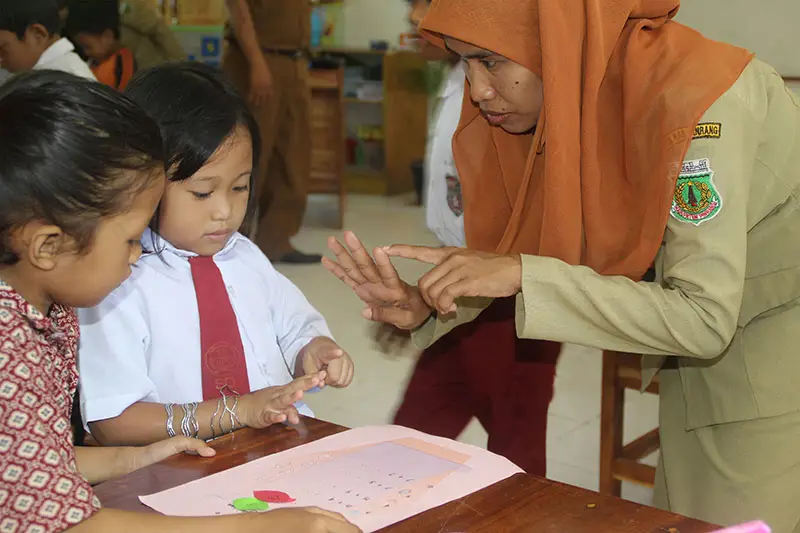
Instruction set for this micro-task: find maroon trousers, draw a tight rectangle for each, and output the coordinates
[393,298,559,476]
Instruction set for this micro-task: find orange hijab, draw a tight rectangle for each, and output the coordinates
[420,0,753,279]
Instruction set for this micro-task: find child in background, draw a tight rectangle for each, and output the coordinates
[0,0,94,79]
[0,69,358,533]
[372,0,465,355]
[64,0,136,89]
[78,62,355,447]
[410,0,465,249]
[60,1,185,70]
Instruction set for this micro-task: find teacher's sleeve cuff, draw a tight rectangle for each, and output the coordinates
[410,313,437,349]
[411,297,494,349]
[515,253,571,341]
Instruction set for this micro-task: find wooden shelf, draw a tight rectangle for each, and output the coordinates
[320,51,428,196]
[313,47,387,55]
[346,166,383,175]
[310,171,342,195]
[309,67,346,228]
[344,97,383,105]
[346,168,388,195]
[310,170,339,181]
[309,78,340,90]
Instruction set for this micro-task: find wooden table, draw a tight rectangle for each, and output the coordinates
[95,418,717,532]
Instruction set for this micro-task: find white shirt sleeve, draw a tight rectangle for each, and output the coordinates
[261,261,332,375]
[77,271,155,424]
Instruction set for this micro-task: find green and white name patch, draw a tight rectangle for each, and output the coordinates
[670,158,722,225]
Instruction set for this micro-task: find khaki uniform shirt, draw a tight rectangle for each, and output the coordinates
[225,0,311,50]
[413,58,800,430]
[120,0,186,70]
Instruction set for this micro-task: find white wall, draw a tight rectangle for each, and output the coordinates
[343,1,800,78]
[342,0,409,48]
[675,0,800,78]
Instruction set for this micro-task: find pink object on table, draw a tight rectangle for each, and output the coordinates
[712,521,771,533]
[139,425,523,532]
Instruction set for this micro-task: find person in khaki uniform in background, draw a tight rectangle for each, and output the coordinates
[60,0,185,69]
[323,0,800,531]
[223,0,321,263]
[117,0,185,68]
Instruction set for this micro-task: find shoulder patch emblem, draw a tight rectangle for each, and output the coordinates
[693,122,721,139]
[670,158,722,225]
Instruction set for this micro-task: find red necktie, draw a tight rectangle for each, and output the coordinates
[189,255,251,400]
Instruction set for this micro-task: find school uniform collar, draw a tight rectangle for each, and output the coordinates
[141,228,244,261]
[35,38,77,69]
[0,278,70,333]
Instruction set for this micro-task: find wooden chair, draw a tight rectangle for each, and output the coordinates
[599,351,660,496]
[308,66,346,229]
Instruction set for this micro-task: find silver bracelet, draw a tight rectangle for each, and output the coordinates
[192,402,200,439]
[218,386,242,435]
[218,387,230,435]
[210,398,222,440]
[180,402,199,438]
[165,403,176,438]
[226,395,243,431]
[189,402,200,438]
[180,403,189,437]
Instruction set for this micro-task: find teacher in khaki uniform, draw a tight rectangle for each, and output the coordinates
[323,0,800,531]
[224,0,320,263]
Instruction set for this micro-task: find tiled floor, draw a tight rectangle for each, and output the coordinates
[277,194,660,507]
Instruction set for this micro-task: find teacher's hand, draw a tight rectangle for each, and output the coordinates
[322,231,433,330]
[385,246,523,315]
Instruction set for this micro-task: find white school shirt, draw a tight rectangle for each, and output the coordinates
[77,230,329,424]
[33,37,96,80]
[425,65,466,248]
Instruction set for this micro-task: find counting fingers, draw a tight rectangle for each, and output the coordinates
[343,231,381,283]
[373,246,403,289]
[327,236,369,285]
[321,256,359,290]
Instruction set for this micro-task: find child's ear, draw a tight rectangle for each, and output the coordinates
[15,222,69,272]
[23,24,52,46]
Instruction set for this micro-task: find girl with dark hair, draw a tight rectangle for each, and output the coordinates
[77,62,355,448]
[0,69,358,533]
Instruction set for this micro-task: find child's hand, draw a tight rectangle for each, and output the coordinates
[301,337,355,388]
[133,436,216,470]
[239,373,325,428]
[255,507,361,532]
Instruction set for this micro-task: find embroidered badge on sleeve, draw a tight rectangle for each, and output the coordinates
[670,158,722,225]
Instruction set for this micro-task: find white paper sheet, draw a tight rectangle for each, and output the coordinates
[139,425,523,531]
